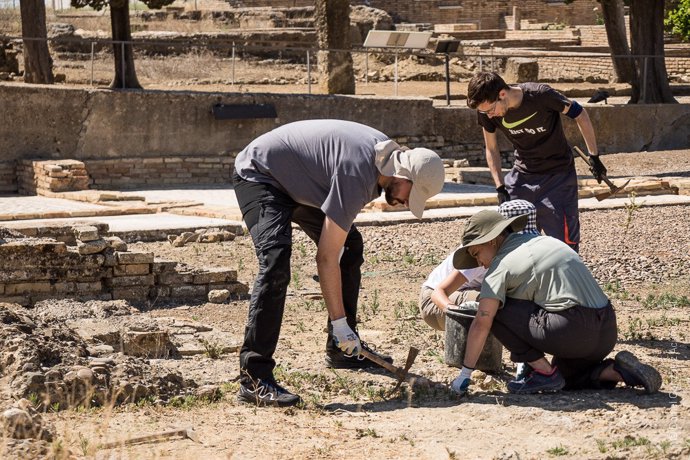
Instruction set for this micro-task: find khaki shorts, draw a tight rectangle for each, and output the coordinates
[419,286,480,331]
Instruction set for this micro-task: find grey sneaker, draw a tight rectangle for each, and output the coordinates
[614,351,662,394]
[507,367,566,394]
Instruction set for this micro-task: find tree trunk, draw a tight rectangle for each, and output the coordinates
[600,0,634,84]
[314,0,355,95]
[110,0,142,89]
[628,0,676,103]
[19,0,54,84]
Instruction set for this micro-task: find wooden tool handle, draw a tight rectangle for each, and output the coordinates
[359,348,403,377]
[573,146,616,189]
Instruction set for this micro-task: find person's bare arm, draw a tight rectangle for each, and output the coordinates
[483,129,504,187]
[564,102,598,155]
[462,297,500,368]
[316,216,348,320]
[431,271,470,311]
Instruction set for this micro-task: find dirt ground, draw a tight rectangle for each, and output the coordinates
[2,11,689,459]
[0,151,678,460]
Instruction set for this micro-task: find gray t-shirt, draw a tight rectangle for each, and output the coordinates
[480,233,609,312]
[234,119,388,231]
[478,83,573,174]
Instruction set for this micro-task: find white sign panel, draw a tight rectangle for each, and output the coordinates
[363,30,433,50]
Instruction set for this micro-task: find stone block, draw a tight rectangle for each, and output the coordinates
[105,274,154,288]
[75,281,104,294]
[73,225,101,242]
[156,272,194,285]
[207,282,249,296]
[5,282,52,295]
[111,286,151,301]
[113,264,150,276]
[77,239,108,255]
[0,295,30,306]
[503,57,539,83]
[208,289,230,303]
[116,251,154,265]
[152,259,177,273]
[171,285,207,298]
[122,331,174,358]
[149,286,171,299]
[104,236,127,252]
[192,269,237,284]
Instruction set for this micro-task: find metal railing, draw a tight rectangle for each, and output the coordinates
[2,34,688,101]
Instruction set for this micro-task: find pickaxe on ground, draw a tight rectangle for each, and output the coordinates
[573,146,631,201]
[98,427,200,450]
[359,346,420,393]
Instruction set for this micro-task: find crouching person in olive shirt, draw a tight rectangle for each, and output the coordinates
[233,119,445,407]
[448,210,662,396]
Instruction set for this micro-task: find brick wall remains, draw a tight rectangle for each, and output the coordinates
[85,157,234,190]
[12,156,234,195]
[0,226,248,306]
[17,159,90,196]
[0,162,16,194]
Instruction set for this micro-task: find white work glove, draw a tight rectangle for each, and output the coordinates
[450,366,474,396]
[331,317,361,356]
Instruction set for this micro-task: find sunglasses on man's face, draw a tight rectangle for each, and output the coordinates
[477,100,499,115]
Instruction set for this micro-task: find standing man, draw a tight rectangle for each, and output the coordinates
[233,119,445,407]
[466,72,608,252]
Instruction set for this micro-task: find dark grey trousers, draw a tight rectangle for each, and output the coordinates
[491,298,618,389]
[504,164,580,252]
[232,172,364,384]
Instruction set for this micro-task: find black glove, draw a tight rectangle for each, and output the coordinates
[496,185,510,204]
[588,155,607,184]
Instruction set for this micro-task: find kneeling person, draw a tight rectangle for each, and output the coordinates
[450,211,662,396]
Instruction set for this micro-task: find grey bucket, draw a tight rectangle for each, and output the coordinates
[444,304,503,372]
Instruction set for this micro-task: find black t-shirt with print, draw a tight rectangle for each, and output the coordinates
[478,83,574,174]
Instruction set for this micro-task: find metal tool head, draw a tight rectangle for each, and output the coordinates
[594,178,631,201]
[184,428,200,443]
[392,346,420,392]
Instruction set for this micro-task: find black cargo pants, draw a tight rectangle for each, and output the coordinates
[490,298,618,389]
[233,172,364,384]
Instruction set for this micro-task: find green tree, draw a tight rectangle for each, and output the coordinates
[71,0,174,89]
[665,0,690,41]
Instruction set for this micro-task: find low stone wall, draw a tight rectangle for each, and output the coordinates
[0,85,688,189]
[0,226,248,306]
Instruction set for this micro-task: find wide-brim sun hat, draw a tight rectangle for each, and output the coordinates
[452,210,529,269]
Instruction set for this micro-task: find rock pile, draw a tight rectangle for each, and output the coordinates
[0,300,235,411]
